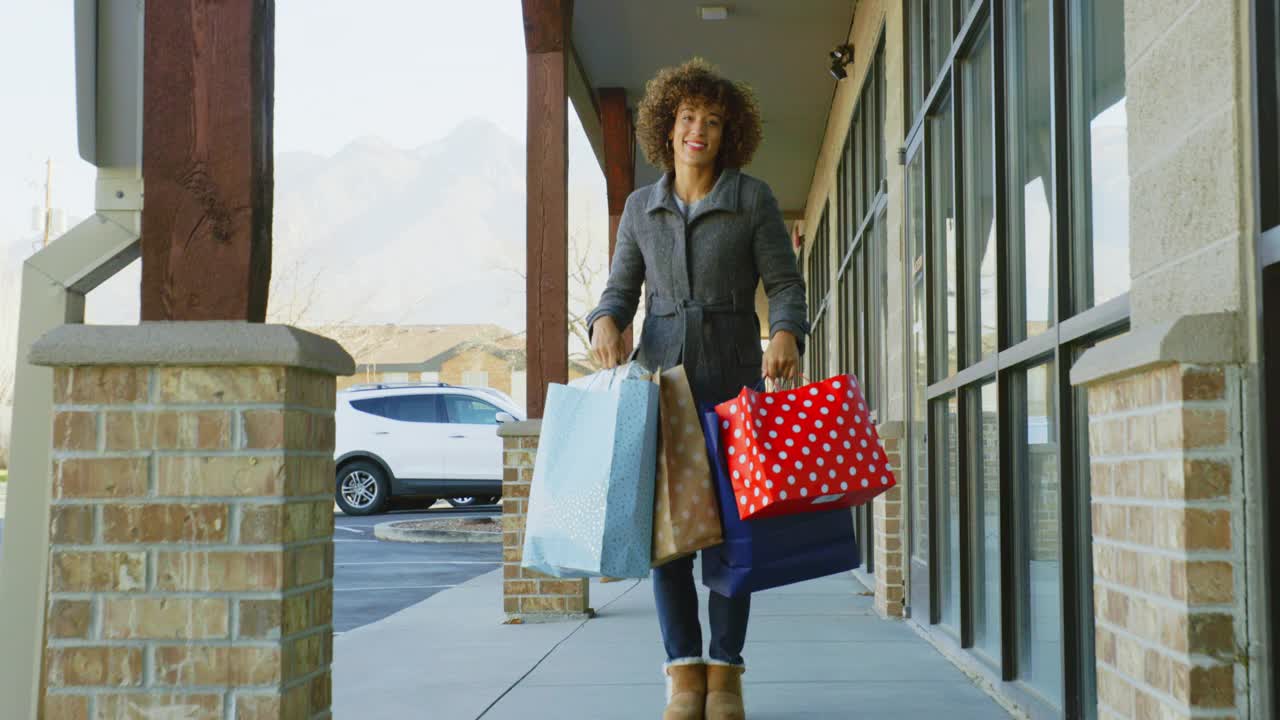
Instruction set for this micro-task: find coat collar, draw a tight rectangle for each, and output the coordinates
[646,168,742,221]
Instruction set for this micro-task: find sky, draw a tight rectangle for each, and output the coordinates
[0,0,607,329]
[273,0,527,154]
[0,0,529,226]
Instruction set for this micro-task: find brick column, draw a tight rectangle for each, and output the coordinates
[29,323,353,720]
[873,422,905,618]
[1084,363,1244,720]
[497,420,590,621]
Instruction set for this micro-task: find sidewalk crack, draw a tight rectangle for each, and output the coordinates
[474,579,642,718]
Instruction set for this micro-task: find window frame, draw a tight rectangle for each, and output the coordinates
[386,393,445,424]
[900,1,1130,716]
[442,394,502,425]
[1251,0,1280,710]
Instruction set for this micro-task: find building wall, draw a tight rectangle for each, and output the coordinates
[797,0,1268,716]
[440,350,516,396]
[1124,0,1258,353]
[1076,1,1265,717]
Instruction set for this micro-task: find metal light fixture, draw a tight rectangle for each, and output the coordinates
[829,43,854,80]
[698,5,729,21]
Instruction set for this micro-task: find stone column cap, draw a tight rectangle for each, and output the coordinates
[497,419,542,438]
[1070,312,1241,387]
[29,321,356,376]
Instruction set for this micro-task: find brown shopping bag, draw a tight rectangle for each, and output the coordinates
[651,366,724,566]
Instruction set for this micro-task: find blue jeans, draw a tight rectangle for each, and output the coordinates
[652,552,751,667]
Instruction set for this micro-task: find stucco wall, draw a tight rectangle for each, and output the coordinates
[1124,0,1258,364]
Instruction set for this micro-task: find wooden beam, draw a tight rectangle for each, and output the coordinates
[522,0,572,53]
[141,0,274,321]
[523,0,572,418]
[599,88,634,238]
[599,87,635,354]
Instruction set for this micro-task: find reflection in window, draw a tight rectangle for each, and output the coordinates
[873,213,888,409]
[854,108,866,223]
[973,381,1001,661]
[1007,0,1055,342]
[379,394,442,423]
[962,27,997,363]
[1016,362,1062,703]
[349,398,388,418]
[907,151,930,610]
[909,0,926,119]
[1071,0,1129,310]
[929,0,954,86]
[930,98,958,380]
[446,396,500,425]
[937,394,961,633]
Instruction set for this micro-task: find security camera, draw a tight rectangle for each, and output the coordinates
[828,43,853,81]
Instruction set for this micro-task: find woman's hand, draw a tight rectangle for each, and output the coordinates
[762,330,801,383]
[590,316,628,369]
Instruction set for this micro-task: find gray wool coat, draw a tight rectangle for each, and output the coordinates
[585,168,810,406]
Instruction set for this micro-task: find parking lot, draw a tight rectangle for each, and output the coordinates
[333,504,501,632]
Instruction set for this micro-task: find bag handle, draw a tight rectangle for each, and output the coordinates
[751,374,813,393]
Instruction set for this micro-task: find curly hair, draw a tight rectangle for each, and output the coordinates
[635,58,763,172]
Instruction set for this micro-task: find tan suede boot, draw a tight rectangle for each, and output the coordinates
[705,664,745,720]
[663,663,707,720]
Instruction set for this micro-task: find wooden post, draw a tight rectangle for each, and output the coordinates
[141,0,274,321]
[522,0,572,418]
[599,87,635,354]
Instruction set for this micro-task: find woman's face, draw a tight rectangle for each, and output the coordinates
[669,100,725,169]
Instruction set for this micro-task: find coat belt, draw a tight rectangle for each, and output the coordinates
[648,288,756,372]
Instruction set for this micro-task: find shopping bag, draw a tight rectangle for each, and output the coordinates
[651,366,723,567]
[521,363,659,579]
[714,373,897,520]
[699,405,861,597]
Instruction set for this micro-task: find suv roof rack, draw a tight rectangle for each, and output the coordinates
[344,382,451,392]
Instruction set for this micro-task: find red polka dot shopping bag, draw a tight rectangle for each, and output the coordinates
[713,374,897,520]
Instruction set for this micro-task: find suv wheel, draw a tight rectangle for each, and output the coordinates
[336,461,390,516]
[447,496,482,508]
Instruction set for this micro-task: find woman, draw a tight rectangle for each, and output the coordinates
[586,59,809,720]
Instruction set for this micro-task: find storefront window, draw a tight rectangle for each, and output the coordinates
[1006,0,1055,342]
[972,380,1001,662]
[961,26,997,363]
[1016,361,1062,702]
[901,2,1122,716]
[937,393,961,633]
[929,0,954,85]
[907,149,931,615]
[1071,0,1129,310]
[832,41,888,418]
[909,0,926,120]
[930,98,957,380]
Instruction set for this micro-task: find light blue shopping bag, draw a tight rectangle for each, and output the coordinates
[521,363,659,579]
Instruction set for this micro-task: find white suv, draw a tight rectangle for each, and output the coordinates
[334,383,526,515]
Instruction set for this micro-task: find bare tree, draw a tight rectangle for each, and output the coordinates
[497,221,620,371]
[265,255,324,327]
[265,249,428,369]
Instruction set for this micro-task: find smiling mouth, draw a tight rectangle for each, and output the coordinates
[685,140,707,152]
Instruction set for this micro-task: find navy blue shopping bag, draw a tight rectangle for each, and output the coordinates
[699,405,861,597]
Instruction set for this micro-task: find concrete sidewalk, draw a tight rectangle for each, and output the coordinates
[334,569,1012,719]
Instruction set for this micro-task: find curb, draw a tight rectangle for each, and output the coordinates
[373,519,501,544]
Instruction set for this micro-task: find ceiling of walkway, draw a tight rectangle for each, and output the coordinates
[573,0,854,214]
